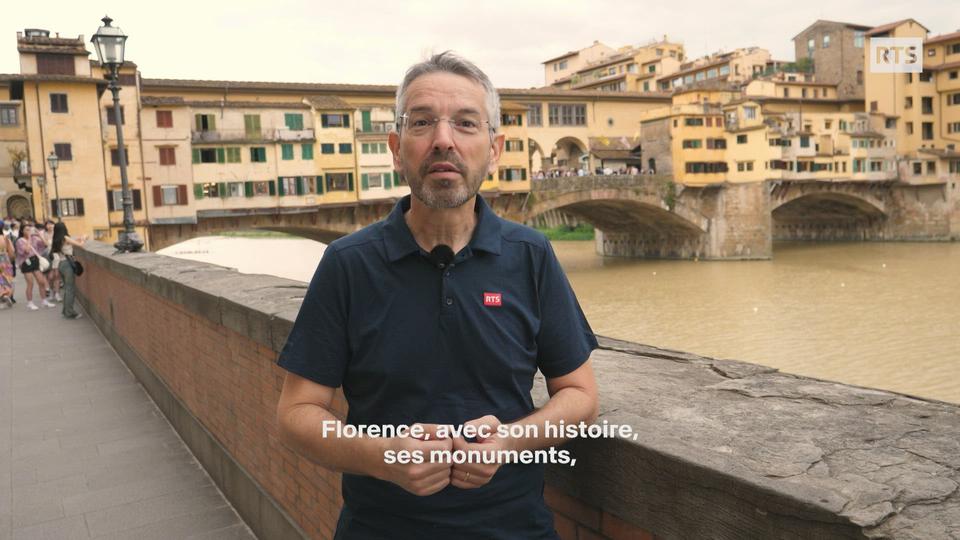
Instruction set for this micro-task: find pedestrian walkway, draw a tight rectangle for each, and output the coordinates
[0,274,256,540]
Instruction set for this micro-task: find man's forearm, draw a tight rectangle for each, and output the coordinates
[279,404,386,478]
[505,386,598,452]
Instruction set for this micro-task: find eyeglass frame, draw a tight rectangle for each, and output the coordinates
[395,113,496,139]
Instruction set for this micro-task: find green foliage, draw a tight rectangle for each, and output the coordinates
[217,230,294,238]
[660,178,677,211]
[537,224,595,241]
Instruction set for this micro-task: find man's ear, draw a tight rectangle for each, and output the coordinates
[487,133,506,176]
[388,131,402,170]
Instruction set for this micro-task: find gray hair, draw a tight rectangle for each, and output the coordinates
[395,51,501,133]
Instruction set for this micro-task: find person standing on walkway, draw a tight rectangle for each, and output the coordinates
[275,52,599,539]
[43,220,62,302]
[15,220,54,311]
[51,222,86,319]
[0,220,15,308]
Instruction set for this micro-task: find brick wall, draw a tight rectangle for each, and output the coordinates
[75,245,658,540]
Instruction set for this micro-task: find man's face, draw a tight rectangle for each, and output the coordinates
[389,72,504,209]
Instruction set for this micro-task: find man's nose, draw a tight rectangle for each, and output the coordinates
[431,120,456,151]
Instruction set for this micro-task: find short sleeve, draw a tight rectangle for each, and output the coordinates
[276,246,350,387]
[535,237,599,378]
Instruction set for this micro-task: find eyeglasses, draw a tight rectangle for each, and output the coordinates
[397,113,492,138]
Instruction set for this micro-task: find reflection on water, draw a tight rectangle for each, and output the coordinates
[554,240,960,404]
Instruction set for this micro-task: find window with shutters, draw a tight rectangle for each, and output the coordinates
[284,113,304,130]
[527,104,542,126]
[302,143,314,159]
[106,106,125,125]
[281,144,294,160]
[200,183,220,197]
[244,114,261,137]
[321,114,350,128]
[110,147,130,166]
[195,114,216,131]
[250,147,267,162]
[37,54,76,75]
[54,143,72,161]
[367,173,384,188]
[338,143,352,154]
[280,177,299,195]
[505,140,524,152]
[161,186,180,205]
[51,198,84,217]
[0,105,19,126]
[158,147,176,165]
[320,143,335,154]
[195,148,218,163]
[499,167,526,181]
[228,182,243,197]
[253,181,270,196]
[325,173,352,191]
[156,110,173,128]
[109,190,143,211]
[226,147,241,163]
[50,93,68,113]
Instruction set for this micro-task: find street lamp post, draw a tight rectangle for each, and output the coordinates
[91,15,142,252]
[46,151,61,222]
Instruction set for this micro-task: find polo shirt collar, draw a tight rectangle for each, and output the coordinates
[382,194,502,262]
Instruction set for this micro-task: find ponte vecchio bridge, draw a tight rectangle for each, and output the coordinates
[148,175,960,259]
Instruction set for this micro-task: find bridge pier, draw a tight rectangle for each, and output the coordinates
[594,181,773,260]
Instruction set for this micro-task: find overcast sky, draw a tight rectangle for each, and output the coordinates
[2,0,957,89]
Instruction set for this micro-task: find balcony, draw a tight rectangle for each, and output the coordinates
[357,121,394,134]
[191,128,315,144]
[276,128,315,142]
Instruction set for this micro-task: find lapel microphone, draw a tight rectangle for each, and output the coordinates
[429,244,455,269]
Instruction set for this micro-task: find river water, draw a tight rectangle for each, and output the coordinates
[160,237,960,404]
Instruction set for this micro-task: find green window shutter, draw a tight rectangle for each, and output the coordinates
[296,176,305,195]
[192,149,200,163]
[384,172,392,189]
[393,171,399,186]
[244,181,254,197]
[195,115,202,131]
[318,174,325,194]
[216,148,225,163]
[277,177,286,196]
[361,173,369,190]
[321,114,328,128]
[301,143,313,160]
[361,143,368,154]
[343,114,350,128]
[348,172,354,191]
[282,144,293,160]
[268,180,276,196]
[285,113,303,130]
[193,183,204,199]
[361,110,372,132]
[218,182,227,197]
[522,168,527,180]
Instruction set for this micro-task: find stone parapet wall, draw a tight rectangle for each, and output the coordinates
[75,242,960,539]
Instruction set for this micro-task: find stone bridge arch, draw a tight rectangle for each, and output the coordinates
[770,181,892,241]
[521,175,709,233]
[147,202,395,251]
[515,175,715,259]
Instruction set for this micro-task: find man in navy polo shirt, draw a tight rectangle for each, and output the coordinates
[276,51,599,539]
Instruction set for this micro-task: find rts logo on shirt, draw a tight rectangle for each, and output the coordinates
[483,292,502,307]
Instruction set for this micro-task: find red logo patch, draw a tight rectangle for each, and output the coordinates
[483,292,502,307]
